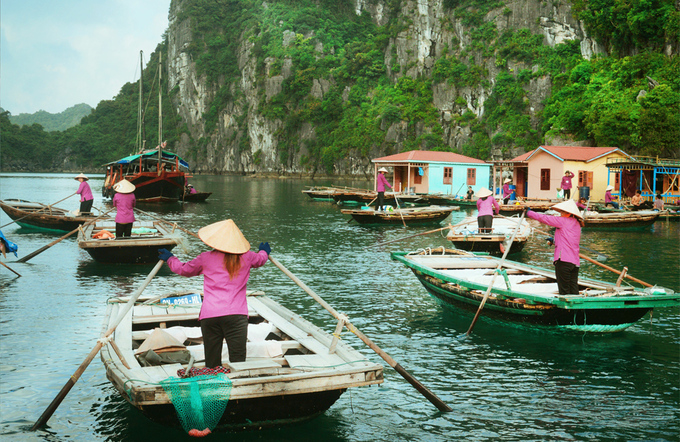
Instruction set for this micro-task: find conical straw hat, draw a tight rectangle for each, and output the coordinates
[476,187,492,198]
[606,185,614,191]
[135,328,186,355]
[113,179,136,194]
[378,167,388,173]
[198,219,250,254]
[74,173,89,181]
[504,178,511,183]
[552,199,583,219]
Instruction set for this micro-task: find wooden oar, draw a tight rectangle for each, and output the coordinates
[133,208,200,239]
[17,208,115,263]
[499,214,651,287]
[0,193,77,229]
[367,224,453,249]
[392,195,407,228]
[268,255,452,413]
[0,261,21,277]
[466,210,526,336]
[30,260,165,431]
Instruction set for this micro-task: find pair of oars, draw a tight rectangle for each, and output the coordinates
[128,212,453,413]
[499,214,652,287]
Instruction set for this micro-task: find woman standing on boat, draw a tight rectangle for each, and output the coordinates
[112,180,136,238]
[502,178,513,204]
[560,171,574,200]
[376,167,392,211]
[74,173,94,215]
[476,188,499,234]
[158,220,270,367]
[526,200,584,296]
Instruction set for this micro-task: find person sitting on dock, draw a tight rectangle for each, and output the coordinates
[74,173,94,215]
[376,167,392,211]
[502,178,513,205]
[526,200,584,296]
[631,189,654,211]
[476,188,499,234]
[112,180,136,238]
[604,185,619,209]
[158,220,270,368]
[576,197,588,211]
[654,194,664,211]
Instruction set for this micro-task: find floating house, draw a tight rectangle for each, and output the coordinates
[494,146,633,201]
[605,156,680,203]
[372,150,491,196]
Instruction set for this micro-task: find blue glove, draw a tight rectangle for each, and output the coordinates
[546,237,554,246]
[258,242,271,255]
[158,248,174,261]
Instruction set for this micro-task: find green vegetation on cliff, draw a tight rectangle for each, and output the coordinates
[1,0,678,172]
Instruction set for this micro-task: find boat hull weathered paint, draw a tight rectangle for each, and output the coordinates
[391,249,679,333]
[0,199,96,233]
[100,291,383,431]
[446,216,532,255]
[78,220,180,264]
[342,206,457,225]
[582,210,659,230]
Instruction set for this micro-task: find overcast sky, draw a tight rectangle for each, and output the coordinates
[1,0,171,115]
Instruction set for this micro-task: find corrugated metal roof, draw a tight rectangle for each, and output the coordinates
[372,150,487,164]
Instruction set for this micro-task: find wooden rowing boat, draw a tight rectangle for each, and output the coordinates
[391,248,678,333]
[301,186,337,201]
[446,216,532,255]
[331,188,426,206]
[581,210,659,229]
[422,194,478,207]
[77,220,181,264]
[100,290,383,430]
[341,205,458,225]
[180,191,212,202]
[0,199,97,233]
[499,200,553,215]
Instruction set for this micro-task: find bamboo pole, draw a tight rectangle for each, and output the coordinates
[268,255,452,412]
[466,210,526,335]
[31,260,164,430]
[0,261,21,277]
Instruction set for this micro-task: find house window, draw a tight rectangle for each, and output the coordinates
[414,171,422,184]
[466,168,476,185]
[540,169,550,191]
[578,170,593,189]
[614,172,620,191]
[443,167,452,185]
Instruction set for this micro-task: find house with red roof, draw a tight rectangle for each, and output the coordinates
[372,150,491,195]
[496,146,633,201]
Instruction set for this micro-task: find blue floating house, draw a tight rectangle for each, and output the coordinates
[372,150,491,196]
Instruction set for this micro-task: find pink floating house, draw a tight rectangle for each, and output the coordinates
[494,146,633,201]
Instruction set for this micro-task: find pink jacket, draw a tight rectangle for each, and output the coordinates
[76,181,93,202]
[476,196,499,217]
[167,250,268,320]
[376,173,392,192]
[112,192,136,224]
[560,172,574,190]
[527,210,581,267]
[502,183,512,198]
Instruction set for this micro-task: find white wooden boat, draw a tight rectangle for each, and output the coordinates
[77,220,182,264]
[341,205,457,225]
[446,215,532,255]
[100,290,384,431]
[581,210,660,229]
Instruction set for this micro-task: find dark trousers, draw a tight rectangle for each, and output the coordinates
[79,199,93,215]
[606,201,620,209]
[477,215,493,234]
[563,188,571,200]
[201,314,248,367]
[554,260,580,295]
[377,191,385,210]
[115,223,133,238]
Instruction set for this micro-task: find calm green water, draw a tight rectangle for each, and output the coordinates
[1,173,678,442]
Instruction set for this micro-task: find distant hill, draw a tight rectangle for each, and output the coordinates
[6,103,93,131]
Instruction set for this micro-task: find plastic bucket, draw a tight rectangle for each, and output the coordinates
[579,186,590,200]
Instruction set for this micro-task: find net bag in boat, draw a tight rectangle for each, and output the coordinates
[159,374,233,436]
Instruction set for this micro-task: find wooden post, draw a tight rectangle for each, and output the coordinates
[616,267,628,287]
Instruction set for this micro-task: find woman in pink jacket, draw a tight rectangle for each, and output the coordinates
[376,167,393,211]
[560,171,574,200]
[158,219,270,367]
[476,188,500,233]
[526,199,584,295]
[112,179,136,238]
[74,173,94,215]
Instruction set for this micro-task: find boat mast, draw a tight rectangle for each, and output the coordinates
[137,50,144,153]
[158,52,163,169]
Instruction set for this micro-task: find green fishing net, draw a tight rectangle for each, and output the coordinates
[159,374,233,435]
